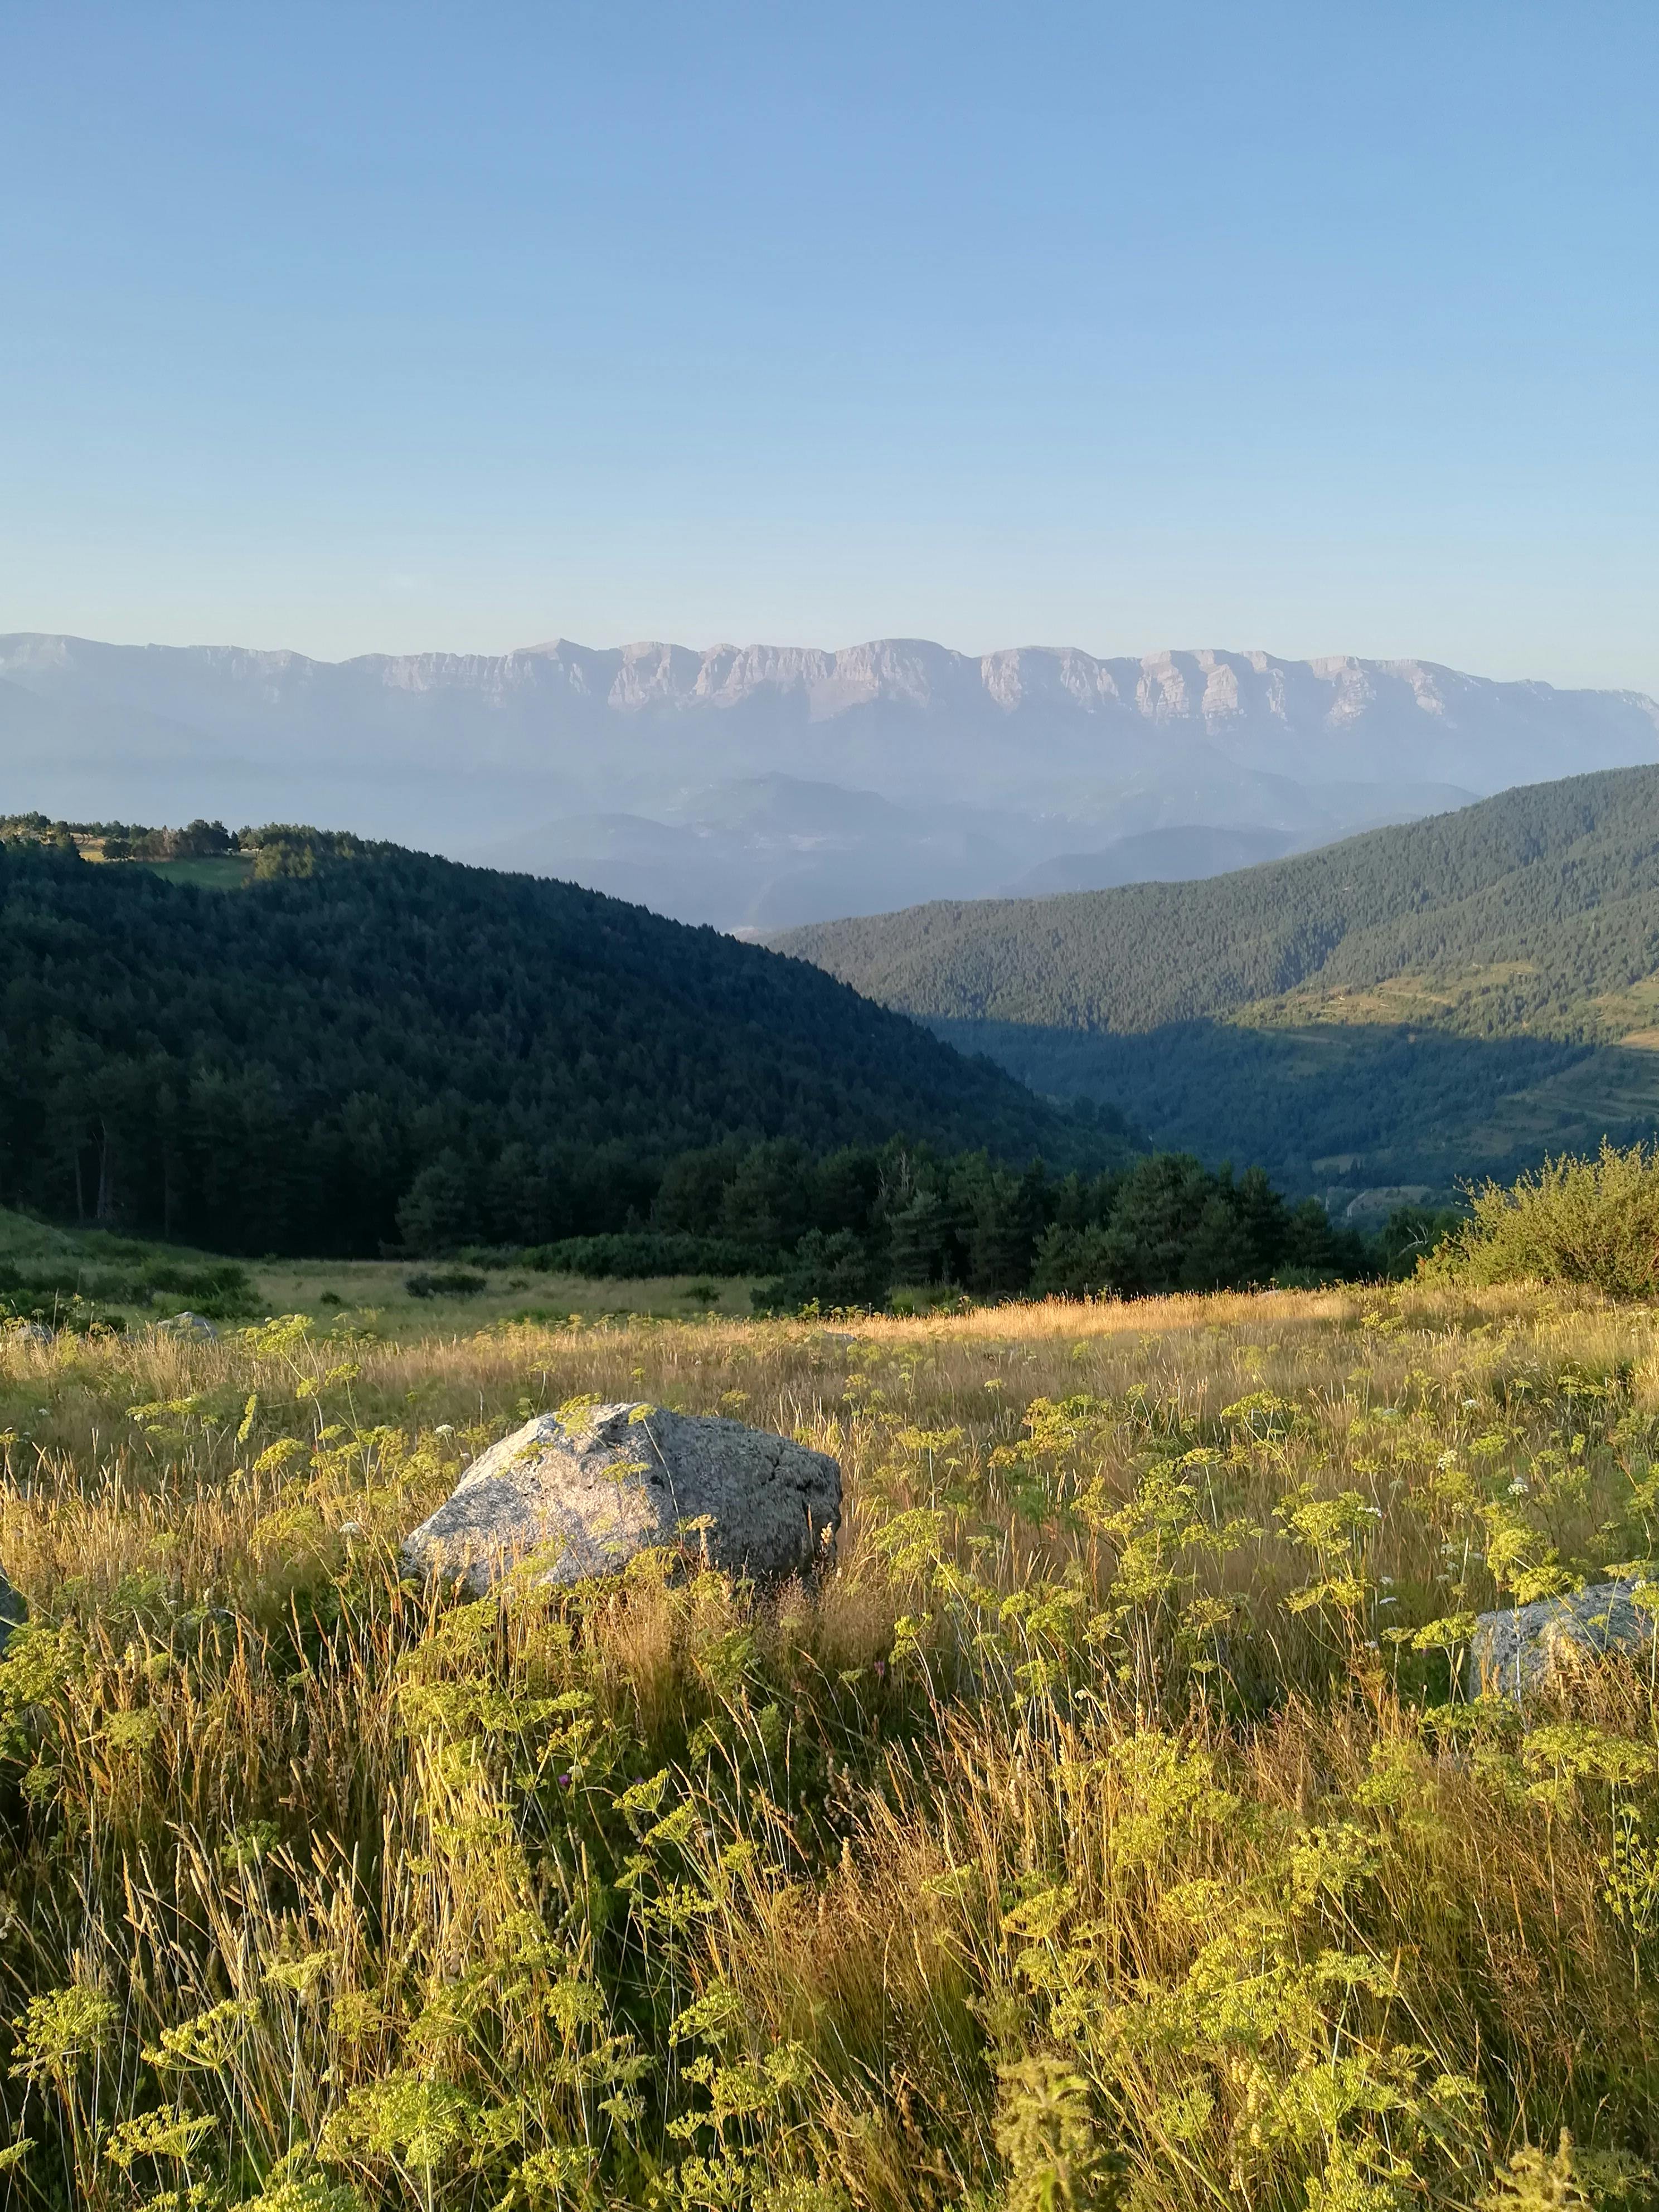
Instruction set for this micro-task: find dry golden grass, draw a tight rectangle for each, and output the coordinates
[0,1283,1655,2209]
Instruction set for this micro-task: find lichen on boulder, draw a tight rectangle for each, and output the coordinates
[401,1400,841,1599]
[1467,1580,1657,1697]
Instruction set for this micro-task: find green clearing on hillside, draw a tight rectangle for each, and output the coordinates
[132,853,253,890]
[779,765,1659,1206]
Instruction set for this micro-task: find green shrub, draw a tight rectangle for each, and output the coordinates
[751,1228,886,1314]
[404,1268,488,1299]
[0,1253,254,1322]
[887,1281,971,1316]
[1428,1140,1659,1296]
[524,1231,758,1279]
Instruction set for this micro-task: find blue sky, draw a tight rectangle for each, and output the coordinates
[3,0,1655,690]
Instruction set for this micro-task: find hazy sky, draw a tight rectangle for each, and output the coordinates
[3,1,1656,691]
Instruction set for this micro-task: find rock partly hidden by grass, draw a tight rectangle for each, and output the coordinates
[401,1401,841,1597]
[0,1285,1657,2205]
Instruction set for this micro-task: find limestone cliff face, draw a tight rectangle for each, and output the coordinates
[7,628,1655,765]
[350,635,1653,784]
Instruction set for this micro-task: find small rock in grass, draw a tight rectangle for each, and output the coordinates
[157,1311,217,1339]
[0,1569,26,1655]
[401,1401,841,1599]
[1467,1580,1656,1697]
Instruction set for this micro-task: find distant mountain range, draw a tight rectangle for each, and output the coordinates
[4,632,1656,928]
[776,764,1659,1215]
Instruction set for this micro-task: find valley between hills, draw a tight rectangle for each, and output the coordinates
[778,764,1659,1215]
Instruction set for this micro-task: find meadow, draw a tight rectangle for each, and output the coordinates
[0,1282,1656,2209]
[0,1201,759,1336]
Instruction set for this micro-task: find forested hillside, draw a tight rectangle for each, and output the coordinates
[779,767,1659,1202]
[0,822,1114,1256]
[779,765,1659,1033]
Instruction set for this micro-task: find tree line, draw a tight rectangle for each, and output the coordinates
[498,1134,1439,1306]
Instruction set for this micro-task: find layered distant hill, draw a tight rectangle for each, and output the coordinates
[0,824,1104,1257]
[777,765,1659,1215]
[3,632,1655,928]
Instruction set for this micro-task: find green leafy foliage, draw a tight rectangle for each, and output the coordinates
[0,1248,255,1330]
[1430,1141,1659,1296]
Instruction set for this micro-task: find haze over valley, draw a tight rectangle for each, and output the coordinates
[6,630,1656,928]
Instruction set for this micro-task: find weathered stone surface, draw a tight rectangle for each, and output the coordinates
[0,1569,27,1655]
[3,1322,52,1345]
[1467,1580,1657,1697]
[401,1401,841,1599]
[157,1311,217,1338]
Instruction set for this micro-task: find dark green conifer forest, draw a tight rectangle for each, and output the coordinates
[0,821,1112,1258]
[0,818,1405,1305]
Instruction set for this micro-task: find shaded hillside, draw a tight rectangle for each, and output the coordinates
[931,1018,1659,1211]
[779,767,1659,1204]
[0,826,1113,1256]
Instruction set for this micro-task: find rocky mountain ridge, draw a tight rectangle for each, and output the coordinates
[15,628,1653,729]
[3,631,1654,928]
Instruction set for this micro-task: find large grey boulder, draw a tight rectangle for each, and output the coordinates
[401,1401,841,1599]
[1468,1580,1657,1697]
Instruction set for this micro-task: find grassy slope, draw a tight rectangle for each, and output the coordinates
[73,836,253,891]
[778,765,1659,1203]
[248,1254,759,1326]
[134,854,253,890]
[0,1286,1656,2204]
